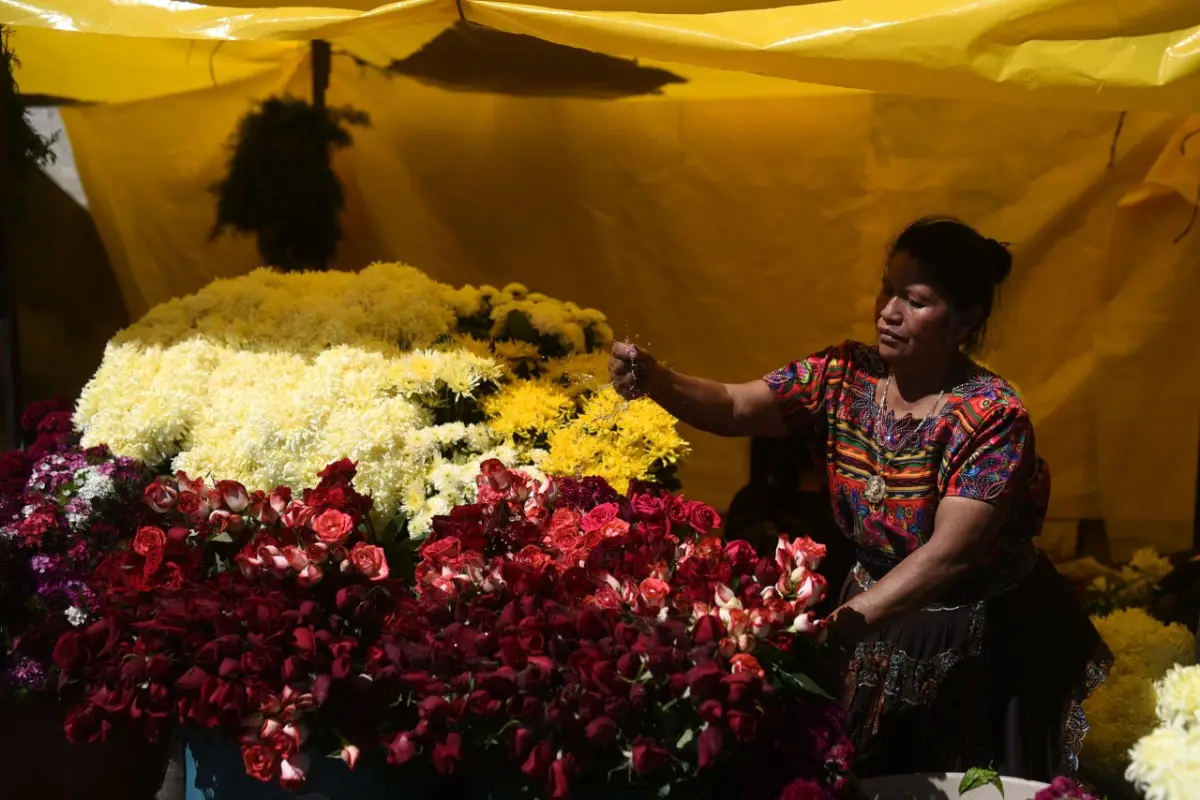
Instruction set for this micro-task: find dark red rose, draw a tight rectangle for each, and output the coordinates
[432,733,462,775]
[421,536,461,565]
[521,741,553,780]
[689,502,722,534]
[242,744,279,783]
[779,778,832,800]
[585,715,618,748]
[630,737,670,776]
[698,699,723,724]
[175,491,205,518]
[667,497,691,525]
[723,538,757,568]
[726,709,759,742]
[698,724,724,769]
[53,632,82,669]
[631,493,667,520]
[63,705,111,745]
[318,458,358,485]
[548,756,575,799]
[685,663,725,701]
[510,727,535,760]
[386,732,417,765]
[692,614,724,645]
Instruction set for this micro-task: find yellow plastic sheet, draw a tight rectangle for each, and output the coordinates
[56,46,1200,553]
[4,0,1200,109]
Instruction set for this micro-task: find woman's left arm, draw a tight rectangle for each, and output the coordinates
[827,496,1008,640]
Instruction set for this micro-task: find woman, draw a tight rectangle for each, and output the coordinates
[608,217,1111,780]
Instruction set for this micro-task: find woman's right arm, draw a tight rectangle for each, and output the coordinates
[608,343,787,439]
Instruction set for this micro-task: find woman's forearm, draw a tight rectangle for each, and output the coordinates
[833,546,972,636]
[648,369,784,438]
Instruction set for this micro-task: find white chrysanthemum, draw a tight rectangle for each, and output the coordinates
[1127,724,1200,800]
[1156,665,1200,729]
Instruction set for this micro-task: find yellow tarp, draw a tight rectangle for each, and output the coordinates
[3,0,1199,109]
[51,39,1200,555]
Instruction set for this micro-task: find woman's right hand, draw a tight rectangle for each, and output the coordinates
[609,341,659,400]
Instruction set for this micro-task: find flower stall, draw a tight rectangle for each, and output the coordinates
[1,265,850,799]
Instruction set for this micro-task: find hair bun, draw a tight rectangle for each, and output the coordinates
[985,238,1013,284]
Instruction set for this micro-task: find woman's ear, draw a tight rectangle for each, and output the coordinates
[949,304,984,346]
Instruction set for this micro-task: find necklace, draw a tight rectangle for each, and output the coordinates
[863,374,945,508]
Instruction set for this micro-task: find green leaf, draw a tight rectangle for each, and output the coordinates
[675,729,694,749]
[777,669,834,701]
[657,785,671,798]
[958,767,1004,797]
[209,531,233,543]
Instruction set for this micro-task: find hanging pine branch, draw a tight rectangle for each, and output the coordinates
[209,95,369,272]
[3,25,57,219]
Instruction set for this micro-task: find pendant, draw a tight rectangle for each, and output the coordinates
[864,474,887,506]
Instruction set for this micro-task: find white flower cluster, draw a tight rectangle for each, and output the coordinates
[1127,664,1200,800]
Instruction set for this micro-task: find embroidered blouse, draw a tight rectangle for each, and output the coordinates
[764,341,1048,592]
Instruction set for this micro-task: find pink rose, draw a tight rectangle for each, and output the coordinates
[580,503,620,532]
[597,518,630,539]
[281,502,315,530]
[216,480,250,512]
[311,509,354,545]
[349,542,389,581]
[144,482,178,513]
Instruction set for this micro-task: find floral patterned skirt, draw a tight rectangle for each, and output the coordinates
[839,551,1112,780]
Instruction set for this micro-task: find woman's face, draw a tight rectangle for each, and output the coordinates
[874,251,975,364]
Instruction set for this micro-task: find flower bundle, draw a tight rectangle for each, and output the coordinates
[75,265,688,538]
[1126,663,1200,800]
[0,402,149,697]
[1079,609,1195,791]
[53,459,848,798]
[1033,777,1104,800]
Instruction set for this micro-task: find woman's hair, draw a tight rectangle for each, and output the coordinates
[888,216,1013,353]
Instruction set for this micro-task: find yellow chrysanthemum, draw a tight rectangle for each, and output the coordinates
[482,383,575,439]
[1080,609,1195,783]
[76,263,687,536]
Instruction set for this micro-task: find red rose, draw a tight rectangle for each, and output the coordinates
[386,732,417,765]
[548,756,575,799]
[420,537,461,565]
[432,732,462,774]
[689,502,722,534]
[521,741,553,780]
[667,497,691,525]
[53,632,82,669]
[638,577,670,609]
[349,542,389,581]
[726,708,759,742]
[779,778,831,800]
[597,518,630,539]
[580,502,619,532]
[630,737,670,776]
[133,526,167,575]
[318,458,358,484]
[311,509,354,545]
[175,491,205,520]
[631,493,667,520]
[585,716,618,747]
[144,481,178,513]
[63,705,110,745]
[698,724,724,769]
[242,744,278,783]
[729,653,765,679]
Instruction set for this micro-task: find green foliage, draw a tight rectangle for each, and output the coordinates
[2,26,57,219]
[210,95,369,272]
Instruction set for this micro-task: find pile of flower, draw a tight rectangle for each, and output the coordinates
[0,401,150,696]
[1071,548,1175,617]
[51,458,849,798]
[1079,608,1195,793]
[75,265,688,538]
[1126,663,1200,800]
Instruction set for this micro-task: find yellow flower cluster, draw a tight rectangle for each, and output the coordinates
[1127,664,1200,800]
[1083,547,1175,615]
[76,264,685,535]
[1080,609,1195,788]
